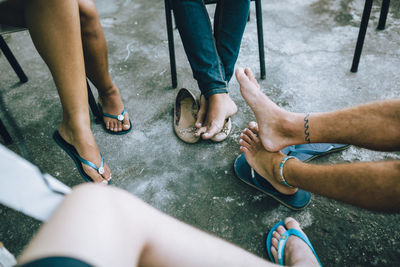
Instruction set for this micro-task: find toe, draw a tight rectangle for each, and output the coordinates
[240,132,253,146]
[244,67,258,85]
[101,163,112,182]
[273,231,281,240]
[202,123,220,139]
[239,138,252,150]
[106,120,110,130]
[196,95,207,128]
[244,128,257,141]
[284,217,301,231]
[276,225,287,235]
[271,236,279,249]
[271,245,279,264]
[195,126,207,137]
[117,121,123,131]
[248,121,259,133]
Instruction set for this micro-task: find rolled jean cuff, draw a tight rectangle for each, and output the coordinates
[203,87,228,98]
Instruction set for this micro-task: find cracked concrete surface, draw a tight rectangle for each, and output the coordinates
[1,0,400,266]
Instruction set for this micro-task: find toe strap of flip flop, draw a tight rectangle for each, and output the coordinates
[277,228,322,266]
[103,109,126,122]
[75,153,105,175]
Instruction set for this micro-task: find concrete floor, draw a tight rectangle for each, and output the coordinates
[1,0,400,266]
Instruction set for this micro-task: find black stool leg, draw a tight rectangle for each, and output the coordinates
[86,80,102,124]
[351,0,373,73]
[377,0,390,30]
[0,35,28,83]
[0,117,13,145]
[165,0,178,88]
[255,0,266,79]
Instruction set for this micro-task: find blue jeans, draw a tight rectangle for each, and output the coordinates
[172,0,250,98]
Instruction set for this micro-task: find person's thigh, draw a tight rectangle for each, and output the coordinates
[18,184,146,267]
[0,0,26,27]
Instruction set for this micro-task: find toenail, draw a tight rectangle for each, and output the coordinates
[124,124,129,128]
[101,180,108,185]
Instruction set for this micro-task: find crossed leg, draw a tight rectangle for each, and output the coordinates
[18,184,320,267]
[236,67,400,212]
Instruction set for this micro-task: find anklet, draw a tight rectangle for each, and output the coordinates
[279,156,296,188]
[304,113,311,143]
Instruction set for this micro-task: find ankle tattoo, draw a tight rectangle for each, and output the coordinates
[304,113,311,143]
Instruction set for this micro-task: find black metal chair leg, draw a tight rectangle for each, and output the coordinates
[0,35,28,83]
[0,117,13,145]
[255,0,266,79]
[351,0,373,73]
[165,0,178,88]
[377,0,390,30]
[86,80,102,124]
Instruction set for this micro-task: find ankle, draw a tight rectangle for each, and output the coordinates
[278,112,304,142]
[98,84,120,99]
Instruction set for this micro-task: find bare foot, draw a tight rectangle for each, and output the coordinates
[98,85,131,133]
[194,93,237,139]
[58,120,111,184]
[271,218,320,266]
[235,67,304,152]
[239,122,297,195]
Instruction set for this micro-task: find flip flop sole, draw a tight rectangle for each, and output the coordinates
[53,131,94,183]
[281,144,350,162]
[233,154,311,210]
[103,118,133,135]
[98,103,133,135]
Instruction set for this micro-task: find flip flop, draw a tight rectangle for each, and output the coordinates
[266,220,322,266]
[281,143,350,162]
[174,88,200,143]
[233,154,311,210]
[53,131,109,183]
[98,104,132,135]
[211,117,232,142]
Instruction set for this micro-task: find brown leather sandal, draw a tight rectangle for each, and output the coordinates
[173,88,200,143]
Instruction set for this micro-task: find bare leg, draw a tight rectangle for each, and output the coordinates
[240,124,400,212]
[78,0,130,133]
[18,184,319,267]
[236,67,400,152]
[22,0,110,182]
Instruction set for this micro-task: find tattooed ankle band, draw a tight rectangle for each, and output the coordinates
[304,113,311,143]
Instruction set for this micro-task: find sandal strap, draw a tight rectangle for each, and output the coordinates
[103,109,126,122]
[277,228,322,266]
[285,144,335,155]
[74,152,105,175]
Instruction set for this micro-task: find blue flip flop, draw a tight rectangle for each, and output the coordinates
[233,154,311,210]
[53,130,108,183]
[266,220,322,266]
[281,143,350,162]
[98,104,132,135]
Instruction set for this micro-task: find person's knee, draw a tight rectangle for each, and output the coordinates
[78,0,100,34]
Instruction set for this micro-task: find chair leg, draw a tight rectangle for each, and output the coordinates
[0,35,28,83]
[86,80,102,124]
[377,0,390,30]
[165,0,178,88]
[351,0,373,73]
[255,0,266,79]
[0,117,13,145]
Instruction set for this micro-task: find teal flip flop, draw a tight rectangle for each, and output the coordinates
[98,103,132,135]
[53,130,109,183]
[281,143,349,162]
[234,154,311,210]
[266,220,322,266]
